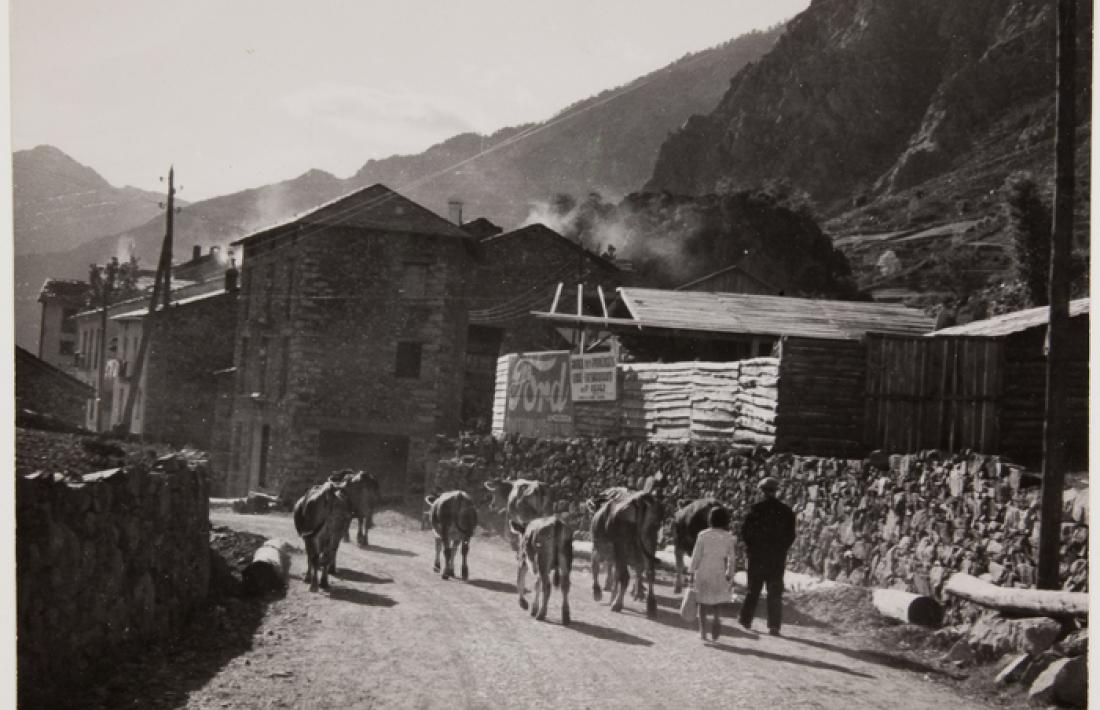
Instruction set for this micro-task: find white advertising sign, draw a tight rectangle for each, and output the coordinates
[569,351,617,401]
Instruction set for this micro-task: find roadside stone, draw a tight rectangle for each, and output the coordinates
[1028,656,1087,707]
[994,653,1030,685]
[1020,650,1061,686]
[1054,628,1087,658]
[967,614,1061,660]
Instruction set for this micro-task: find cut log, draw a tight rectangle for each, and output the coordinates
[872,588,944,627]
[242,538,292,596]
[943,573,1088,617]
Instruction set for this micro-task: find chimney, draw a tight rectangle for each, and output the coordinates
[192,245,202,261]
[224,255,240,295]
[447,199,463,226]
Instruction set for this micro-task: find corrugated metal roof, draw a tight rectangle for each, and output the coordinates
[608,288,935,340]
[232,183,471,246]
[929,298,1090,337]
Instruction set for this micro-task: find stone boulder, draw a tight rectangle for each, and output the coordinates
[1054,628,1088,658]
[1028,656,1087,707]
[966,614,1062,660]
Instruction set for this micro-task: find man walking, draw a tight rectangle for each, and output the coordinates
[739,476,796,636]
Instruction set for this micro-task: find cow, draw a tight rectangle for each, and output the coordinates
[426,490,479,580]
[485,477,551,596]
[588,473,665,618]
[518,515,574,624]
[293,481,353,592]
[330,469,382,547]
[671,497,724,594]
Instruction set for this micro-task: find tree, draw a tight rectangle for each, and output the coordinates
[921,236,992,306]
[1003,173,1052,306]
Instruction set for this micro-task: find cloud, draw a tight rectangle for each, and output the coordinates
[278,83,478,151]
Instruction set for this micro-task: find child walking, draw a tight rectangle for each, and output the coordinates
[689,505,737,642]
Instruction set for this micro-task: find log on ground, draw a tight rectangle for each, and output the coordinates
[943,573,1088,617]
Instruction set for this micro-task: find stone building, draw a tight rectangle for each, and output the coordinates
[462,223,623,427]
[69,261,237,448]
[36,278,92,375]
[225,184,473,500]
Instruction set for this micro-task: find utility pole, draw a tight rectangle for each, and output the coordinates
[90,258,120,432]
[161,167,176,308]
[1037,0,1076,590]
[117,167,176,436]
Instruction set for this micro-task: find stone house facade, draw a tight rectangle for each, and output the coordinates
[226,184,473,500]
[36,278,91,375]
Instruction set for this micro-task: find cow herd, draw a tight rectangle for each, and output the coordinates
[292,471,723,628]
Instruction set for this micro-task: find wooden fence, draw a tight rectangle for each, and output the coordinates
[864,334,1003,454]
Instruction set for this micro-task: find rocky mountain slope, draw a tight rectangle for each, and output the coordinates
[646,0,1092,240]
[14,145,170,256]
[14,26,782,349]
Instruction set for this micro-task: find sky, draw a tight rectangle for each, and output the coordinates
[10,0,810,201]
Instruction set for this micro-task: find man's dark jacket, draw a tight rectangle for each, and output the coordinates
[741,497,797,570]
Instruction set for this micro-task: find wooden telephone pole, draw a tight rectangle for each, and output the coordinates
[117,167,176,436]
[1037,0,1076,590]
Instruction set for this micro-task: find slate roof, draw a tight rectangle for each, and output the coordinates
[38,279,92,303]
[534,287,935,340]
[929,298,1090,337]
[480,223,620,271]
[232,183,472,246]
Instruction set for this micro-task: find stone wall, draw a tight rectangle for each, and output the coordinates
[429,436,1087,610]
[17,458,210,705]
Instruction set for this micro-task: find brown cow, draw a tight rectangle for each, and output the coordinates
[485,478,550,595]
[293,481,353,592]
[586,485,643,599]
[519,515,574,624]
[671,497,723,593]
[426,490,479,580]
[588,473,664,618]
[330,469,382,547]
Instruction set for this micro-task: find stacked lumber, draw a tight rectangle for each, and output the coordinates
[610,359,778,446]
[490,354,516,438]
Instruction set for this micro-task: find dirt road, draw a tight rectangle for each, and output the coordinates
[189,510,995,710]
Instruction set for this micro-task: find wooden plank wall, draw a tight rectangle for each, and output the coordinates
[774,337,866,457]
[999,324,1089,466]
[863,334,1003,454]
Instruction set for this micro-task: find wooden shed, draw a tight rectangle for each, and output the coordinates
[532,287,936,456]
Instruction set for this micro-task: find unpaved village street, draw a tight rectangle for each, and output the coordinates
[186,510,999,710]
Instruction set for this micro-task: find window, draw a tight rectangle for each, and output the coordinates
[60,341,75,356]
[402,263,428,298]
[238,337,250,393]
[395,342,422,378]
[61,308,77,334]
[257,337,270,393]
[264,264,275,321]
[279,336,290,398]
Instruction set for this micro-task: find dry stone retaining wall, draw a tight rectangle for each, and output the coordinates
[17,459,210,705]
[429,436,1087,618]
